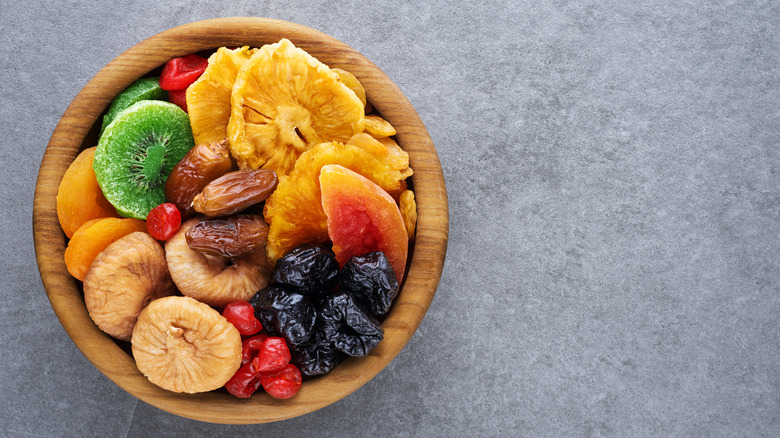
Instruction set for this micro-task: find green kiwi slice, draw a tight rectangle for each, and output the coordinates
[100,77,167,135]
[94,100,195,220]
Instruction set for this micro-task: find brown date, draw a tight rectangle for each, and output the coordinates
[164,138,232,218]
[185,214,269,258]
[192,169,278,217]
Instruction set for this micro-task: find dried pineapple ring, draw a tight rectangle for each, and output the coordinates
[332,68,366,108]
[187,46,257,145]
[361,115,396,138]
[228,39,365,175]
[348,133,412,175]
[399,189,417,240]
[264,140,412,262]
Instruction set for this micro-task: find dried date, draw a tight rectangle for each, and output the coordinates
[192,169,278,217]
[185,214,269,258]
[164,138,232,217]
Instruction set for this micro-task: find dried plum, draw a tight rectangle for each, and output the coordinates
[271,243,339,298]
[318,291,383,357]
[249,286,316,348]
[290,333,343,377]
[338,251,399,316]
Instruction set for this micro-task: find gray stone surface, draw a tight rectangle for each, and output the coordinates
[3,0,779,436]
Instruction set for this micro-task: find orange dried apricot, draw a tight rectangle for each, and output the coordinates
[57,147,120,238]
[64,217,148,281]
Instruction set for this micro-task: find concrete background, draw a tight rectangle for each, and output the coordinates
[4,1,779,436]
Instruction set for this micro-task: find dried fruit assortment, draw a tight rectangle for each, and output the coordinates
[55,39,416,400]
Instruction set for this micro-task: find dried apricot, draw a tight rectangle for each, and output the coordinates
[320,165,408,284]
[56,147,120,238]
[64,217,148,281]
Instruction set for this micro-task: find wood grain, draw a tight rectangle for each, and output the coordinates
[33,17,448,424]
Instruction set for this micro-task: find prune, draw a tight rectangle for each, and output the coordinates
[318,291,383,357]
[271,243,339,298]
[339,251,399,316]
[289,332,343,377]
[249,286,316,348]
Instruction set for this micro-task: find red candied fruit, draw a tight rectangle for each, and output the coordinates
[224,362,262,398]
[160,54,208,91]
[260,364,302,399]
[223,301,264,336]
[252,337,291,373]
[168,88,188,112]
[146,203,181,241]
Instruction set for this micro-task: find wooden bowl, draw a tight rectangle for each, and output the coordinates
[33,17,448,423]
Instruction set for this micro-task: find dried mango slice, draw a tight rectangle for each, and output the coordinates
[187,46,257,145]
[264,140,412,262]
[228,39,365,176]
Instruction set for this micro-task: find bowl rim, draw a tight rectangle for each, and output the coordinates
[33,17,448,424]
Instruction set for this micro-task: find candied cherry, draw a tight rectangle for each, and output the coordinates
[168,88,188,112]
[224,362,262,398]
[260,364,302,399]
[253,337,291,373]
[241,333,268,366]
[223,301,264,336]
[160,54,208,91]
[146,202,181,241]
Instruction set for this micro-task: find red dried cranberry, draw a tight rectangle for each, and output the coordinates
[222,301,263,336]
[224,362,262,398]
[252,337,291,373]
[260,364,302,399]
[146,202,181,241]
[168,88,187,112]
[160,54,208,90]
[241,333,268,366]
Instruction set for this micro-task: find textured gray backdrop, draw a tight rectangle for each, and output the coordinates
[4,1,779,436]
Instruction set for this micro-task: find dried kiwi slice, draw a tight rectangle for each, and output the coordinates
[100,77,167,134]
[94,100,195,220]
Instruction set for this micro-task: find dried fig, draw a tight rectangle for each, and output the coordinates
[131,296,243,393]
[83,231,176,341]
[166,218,272,308]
